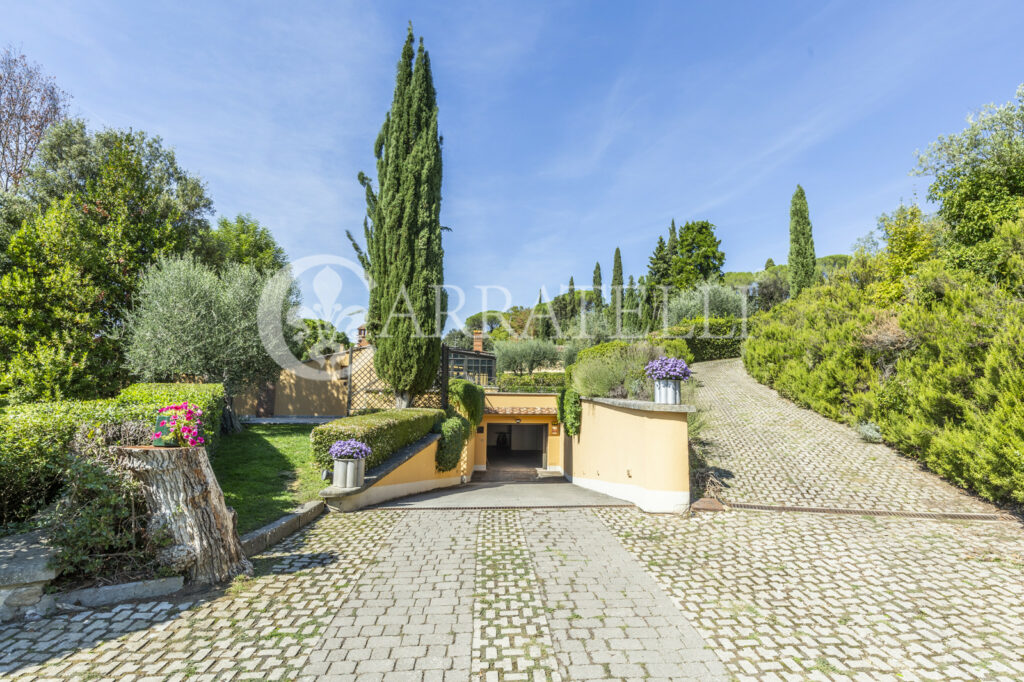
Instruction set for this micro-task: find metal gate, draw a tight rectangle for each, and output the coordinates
[345,344,449,414]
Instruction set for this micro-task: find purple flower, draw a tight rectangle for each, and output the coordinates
[645,356,692,381]
[329,439,372,460]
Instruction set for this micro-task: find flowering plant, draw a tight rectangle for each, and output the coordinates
[329,439,371,460]
[151,402,205,447]
[645,356,692,381]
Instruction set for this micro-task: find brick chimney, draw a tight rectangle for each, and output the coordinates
[473,329,484,352]
[357,325,368,347]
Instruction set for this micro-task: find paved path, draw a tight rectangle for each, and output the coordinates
[693,359,997,513]
[375,482,631,509]
[0,509,725,682]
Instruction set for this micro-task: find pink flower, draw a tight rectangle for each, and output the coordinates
[198,437,205,444]
[153,431,162,438]
[159,420,166,426]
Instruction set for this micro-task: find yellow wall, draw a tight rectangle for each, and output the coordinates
[236,354,350,417]
[326,431,476,512]
[476,391,562,472]
[570,398,691,513]
[483,392,558,410]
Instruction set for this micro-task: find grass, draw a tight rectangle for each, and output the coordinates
[211,424,323,535]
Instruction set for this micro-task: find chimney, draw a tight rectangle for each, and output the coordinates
[473,329,484,352]
[357,325,368,347]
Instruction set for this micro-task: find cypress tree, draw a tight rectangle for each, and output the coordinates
[788,185,817,297]
[534,289,553,340]
[648,235,672,285]
[591,261,603,310]
[609,247,624,326]
[764,257,776,269]
[623,274,639,334]
[348,26,444,407]
[567,276,577,320]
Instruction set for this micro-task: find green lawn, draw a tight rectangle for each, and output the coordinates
[211,424,324,535]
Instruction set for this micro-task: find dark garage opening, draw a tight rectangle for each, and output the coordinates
[486,423,546,474]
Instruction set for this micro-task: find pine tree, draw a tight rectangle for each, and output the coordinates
[764,257,776,269]
[591,261,603,310]
[788,185,817,297]
[648,236,671,285]
[347,26,444,407]
[673,220,725,288]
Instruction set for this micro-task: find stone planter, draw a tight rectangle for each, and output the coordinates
[333,458,366,489]
[654,379,682,405]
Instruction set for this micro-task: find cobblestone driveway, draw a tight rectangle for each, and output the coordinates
[0,509,726,682]
[693,359,996,513]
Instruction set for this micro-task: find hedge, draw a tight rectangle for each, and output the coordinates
[436,413,471,472]
[310,408,445,471]
[652,317,744,362]
[1,382,226,528]
[117,383,226,448]
[449,379,485,425]
[495,371,565,393]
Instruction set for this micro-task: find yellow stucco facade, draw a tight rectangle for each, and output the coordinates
[474,392,562,472]
[567,398,691,512]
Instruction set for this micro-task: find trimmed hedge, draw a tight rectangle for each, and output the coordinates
[652,317,743,362]
[436,412,471,472]
[310,408,445,471]
[495,371,565,392]
[117,383,226,448]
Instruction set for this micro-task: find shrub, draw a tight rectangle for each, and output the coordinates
[449,378,485,425]
[652,317,743,362]
[49,421,165,580]
[743,266,1024,504]
[436,412,471,472]
[116,383,226,449]
[495,372,565,393]
[571,342,661,401]
[666,282,747,323]
[557,386,582,437]
[657,339,694,364]
[494,339,559,375]
[0,398,157,526]
[310,408,444,470]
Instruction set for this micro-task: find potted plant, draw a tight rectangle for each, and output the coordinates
[330,439,371,489]
[645,356,692,405]
[151,402,206,448]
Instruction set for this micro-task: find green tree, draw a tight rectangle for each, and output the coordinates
[788,185,817,297]
[673,220,725,287]
[346,27,445,407]
[567,276,578,320]
[0,130,215,403]
[124,258,285,431]
[531,290,554,340]
[591,261,603,310]
[764,257,775,269]
[917,84,1024,251]
[648,235,671,285]
[290,318,350,361]
[210,214,287,274]
[608,247,624,327]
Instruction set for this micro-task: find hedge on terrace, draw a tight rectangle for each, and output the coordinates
[310,408,445,470]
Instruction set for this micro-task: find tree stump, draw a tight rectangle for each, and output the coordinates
[116,446,252,584]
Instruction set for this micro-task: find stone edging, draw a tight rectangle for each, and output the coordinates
[582,396,697,413]
[239,499,325,557]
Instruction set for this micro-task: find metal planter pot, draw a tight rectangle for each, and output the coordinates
[333,458,366,489]
[654,379,682,405]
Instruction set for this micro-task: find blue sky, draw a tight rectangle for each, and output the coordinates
[6,0,1024,323]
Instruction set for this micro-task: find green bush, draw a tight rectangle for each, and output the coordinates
[653,317,743,362]
[449,379,485,425]
[494,339,559,375]
[310,408,445,470]
[557,386,582,437]
[0,398,157,526]
[495,372,565,392]
[743,266,1024,504]
[49,421,165,580]
[116,383,226,448]
[436,412,471,472]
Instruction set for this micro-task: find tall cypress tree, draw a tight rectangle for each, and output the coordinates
[623,274,639,335]
[591,261,603,310]
[567,276,577,321]
[533,289,553,340]
[347,26,444,407]
[788,185,817,297]
[609,247,624,325]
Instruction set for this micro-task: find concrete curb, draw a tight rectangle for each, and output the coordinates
[56,577,184,609]
[239,500,325,557]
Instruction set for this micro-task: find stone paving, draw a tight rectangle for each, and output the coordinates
[0,508,725,681]
[693,358,997,513]
[598,506,1024,681]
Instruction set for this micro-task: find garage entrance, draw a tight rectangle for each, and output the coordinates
[482,423,548,481]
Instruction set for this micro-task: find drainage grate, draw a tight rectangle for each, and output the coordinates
[719,500,1006,521]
